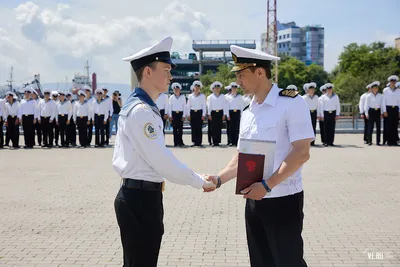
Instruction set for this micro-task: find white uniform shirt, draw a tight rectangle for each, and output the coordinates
[382,88,400,112]
[320,94,341,117]
[18,99,38,120]
[317,93,326,117]
[302,94,319,111]
[364,93,383,114]
[86,96,95,119]
[186,93,207,117]
[4,101,20,119]
[38,99,57,121]
[226,93,245,112]
[358,92,369,114]
[168,94,187,117]
[92,99,109,122]
[103,95,113,117]
[73,100,92,121]
[207,93,228,116]
[237,84,315,198]
[0,99,5,120]
[112,100,205,188]
[56,100,73,121]
[155,93,169,114]
[243,95,252,106]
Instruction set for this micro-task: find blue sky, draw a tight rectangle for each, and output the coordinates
[0,0,398,84]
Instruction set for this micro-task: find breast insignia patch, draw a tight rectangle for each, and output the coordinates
[144,122,157,139]
[279,89,298,98]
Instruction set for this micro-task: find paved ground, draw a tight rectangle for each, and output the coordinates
[0,134,399,267]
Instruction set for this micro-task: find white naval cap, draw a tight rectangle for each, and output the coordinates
[307,82,317,90]
[210,81,223,90]
[230,45,280,72]
[31,89,38,95]
[386,82,390,87]
[319,85,327,92]
[387,75,399,82]
[66,92,72,96]
[396,81,400,88]
[192,80,203,88]
[84,85,92,91]
[286,85,298,91]
[95,88,104,94]
[325,83,334,89]
[43,88,51,94]
[6,91,16,98]
[171,82,182,90]
[51,90,59,96]
[24,87,33,93]
[370,81,380,87]
[303,83,309,91]
[366,83,372,89]
[190,85,194,91]
[58,91,66,95]
[122,37,177,71]
[77,90,86,96]
[100,85,109,91]
[225,85,231,91]
[229,82,240,88]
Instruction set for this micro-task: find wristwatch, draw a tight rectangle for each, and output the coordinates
[216,176,222,188]
[261,180,271,193]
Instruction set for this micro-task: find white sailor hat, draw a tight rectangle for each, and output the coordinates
[230,45,280,72]
[66,92,72,96]
[370,81,380,87]
[122,36,177,71]
[396,81,400,88]
[192,80,203,88]
[95,88,104,94]
[6,91,16,98]
[31,89,38,95]
[190,85,194,91]
[77,90,86,96]
[100,85,108,91]
[320,85,327,92]
[229,82,240,88]
[51,91,59,96]
[303,83,309,91]
[58,91,66,95]
[366,83,372,89]
[84,85,92,91]
[210,81,223,90]
[24,87,33,93]
[43,88,51,94]
[307,82,317,90]
[325,83,334,89]
[387,75,399,82]
[286,85,298,91]
[171,82,182,90]
[225,85,231,91]
[386,82,390,87]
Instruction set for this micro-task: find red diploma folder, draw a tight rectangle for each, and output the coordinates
[235,153,265,194]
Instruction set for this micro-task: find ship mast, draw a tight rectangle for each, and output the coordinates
[85,60,91,86]
[6,66,14,92]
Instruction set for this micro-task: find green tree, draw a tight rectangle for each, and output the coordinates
[200,64,238,96]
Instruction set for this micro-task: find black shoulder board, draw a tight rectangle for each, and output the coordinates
[243,104,250,111]
[279,89,298,98]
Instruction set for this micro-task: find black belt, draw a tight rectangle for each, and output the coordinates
[122,179,163,191]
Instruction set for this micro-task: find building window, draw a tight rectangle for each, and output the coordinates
[279,36,282,40]
[287,34,290,38]
[279,43,281,48]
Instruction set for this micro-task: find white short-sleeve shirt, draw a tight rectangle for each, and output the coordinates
[238,84,315,198]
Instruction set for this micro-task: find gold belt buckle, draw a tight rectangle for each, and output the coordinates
[311,109,316,112]
[11,116,15,118]
[161,181,165,192]
[375,108,378,110]
[60,114,64,117]
[194,110,197,112]
[216,110,219,112]
[80,116,83,118]
[392,106,395,108]
[329,111,332,113]
[24,114,28,116]
[176,111,180,113]
[233,109,237,112]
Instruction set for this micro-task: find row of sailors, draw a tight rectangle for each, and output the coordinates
[358,76,400,146]
[0,86,114,149]
[155,80,251,147]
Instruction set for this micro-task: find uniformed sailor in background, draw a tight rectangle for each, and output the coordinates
[31,89,42,146]
[73,90,91,148]
[364,81,383,146]
[92,88,109,147]
[18,88,38,148]
[302,82,318,146]
[225,85,232,145]
[359,83,372,144]
[38,89,57,148]
[382,75,400,146]
[84,85,95,146]
[102,86,113,145]
[66,92,77,146]
[303,83,309,95]
[187,80,206,147]
[320,83,340,146]
[225,82,244,146]
[206,92,213,146]
[113,36,215,267]
[4,92,20,149]
[51,91,60,147]
[317,85,327,145]
[56,91,73,148]
[0,95,6,148]
[155,90,169,135]
[168,82,186,147]
[206,44,313,267]
[207,81,228,146]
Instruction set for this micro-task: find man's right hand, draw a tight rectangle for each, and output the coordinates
[384,112,388,117]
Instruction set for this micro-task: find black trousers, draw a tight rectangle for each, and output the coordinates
[114,186,164,267]
[105,117,111,145]
[367,108,381,144]
[68,119,77,145]
[211,110,223,145]
[76,116,88,147]
[226,118,231,144]
[33,119,42,146]
[6,116,19,147]
[172,111,183,146]
[245,192,307,267]
[22,114,35,147]
[41,117,53,147]
[310,110,317,145]
[323,111,336,145]
[94,114,105,146]
[229,110,241,146]
[319,120,325,144]
[87,119,94,145]
[160,109,166,135]
[58,115,69,147]
[386,106,399,145]
[53,120,59,145]
[0,117,4,147]
[207,118,212,145]
[363,113,368,142]
[190,110,203,145]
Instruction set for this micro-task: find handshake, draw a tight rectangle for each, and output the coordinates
[201,175,220,192]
